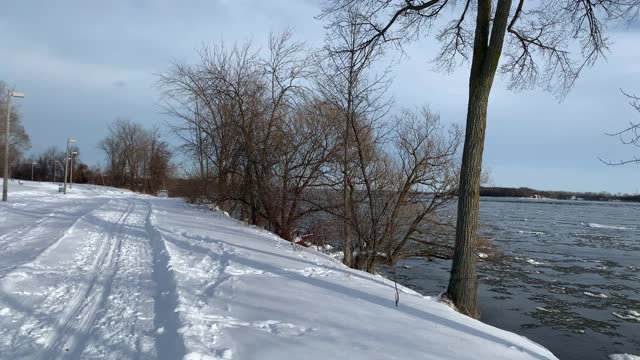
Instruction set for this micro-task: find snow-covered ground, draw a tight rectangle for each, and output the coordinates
[0,181,558,359]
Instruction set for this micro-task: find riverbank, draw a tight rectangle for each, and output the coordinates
[0,181,557,359]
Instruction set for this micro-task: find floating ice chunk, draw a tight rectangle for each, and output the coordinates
[536,307,558,313]
[518,230,545,235]
[582,223,628,230]
[526,258,544,266]
[609,354,640,360]
[612,310,640,322]
[584,291,608,299]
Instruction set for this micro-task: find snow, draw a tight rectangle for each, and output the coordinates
[0,180,557,359]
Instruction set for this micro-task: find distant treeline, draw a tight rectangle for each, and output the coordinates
[480,187,640,202]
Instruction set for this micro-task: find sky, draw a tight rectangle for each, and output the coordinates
[0,0,639,194]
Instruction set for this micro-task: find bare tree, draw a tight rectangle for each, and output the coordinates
[380,108,461,265]
[315,4,392,266]
[601,89,640,165]
[321,0,640,317]
[258,101,340,240]
[32,147,65,182]
[100,119,172,194]
[160,28,463,273]
[160,32,345,240]
[310,106,461,273]
[12,147,92,184]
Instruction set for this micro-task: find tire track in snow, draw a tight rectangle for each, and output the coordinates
[151,225,238,358]
[77,197,157,360]
[144,200,187,360]
[154,223,313,358]
[0,218,46,244]
[41,199,135,359]
[0,199,112,278]
[0,198,108,246]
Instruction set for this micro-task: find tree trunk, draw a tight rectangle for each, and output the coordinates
[342,97,354,267]
[446,82,490,319]
[446,0,512,319]
[342,123,353,267]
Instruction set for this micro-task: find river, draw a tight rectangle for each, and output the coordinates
[383,197,640,360]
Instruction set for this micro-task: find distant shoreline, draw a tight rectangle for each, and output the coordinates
[479,186,640,203]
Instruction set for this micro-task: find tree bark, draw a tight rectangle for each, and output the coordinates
[447,83,489,318]
[342,117,353,267]
[342,58,355,268]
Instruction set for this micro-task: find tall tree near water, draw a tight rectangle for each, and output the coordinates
[316,4,391,266]
[321,0,640,317]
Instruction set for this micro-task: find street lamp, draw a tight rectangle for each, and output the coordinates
[70,151,78,189]
[63,138,76,194]
[31,162,36,181]
[2,90,25,202]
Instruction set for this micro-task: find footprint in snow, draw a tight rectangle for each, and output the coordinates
[224,266,265,276]
[253,320,312,337]
[184,349,232,360]
[284,267,333,277]
[201,314,311,338]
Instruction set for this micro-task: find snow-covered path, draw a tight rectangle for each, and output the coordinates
[0,186,157,359]
[0,181,558,360]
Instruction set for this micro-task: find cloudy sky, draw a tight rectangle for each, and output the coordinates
[1,1,639,193]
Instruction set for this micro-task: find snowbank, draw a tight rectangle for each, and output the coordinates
[0,181,557,359]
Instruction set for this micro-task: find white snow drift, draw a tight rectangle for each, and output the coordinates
[0,181,557,360]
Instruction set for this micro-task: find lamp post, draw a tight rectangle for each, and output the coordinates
[63,138,76,194]
[2,90,25,202]
[70,151,77,189]
[31,162,36,181]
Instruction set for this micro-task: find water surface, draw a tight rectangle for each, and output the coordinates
[385,198,640,360]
